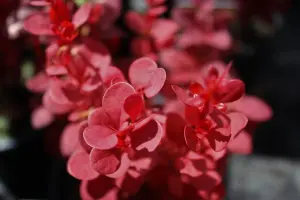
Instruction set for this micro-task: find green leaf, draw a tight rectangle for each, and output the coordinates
[21,60,35,82]
[74,0,87,6]
[0,115,10,138]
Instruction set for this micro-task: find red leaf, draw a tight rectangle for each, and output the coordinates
[83,125,117,150]
[124,94,144,122]
[131,119,163,152]
[216,79,245,103]
[185,105,204,126]
[210,109,231,133]
[99,0,122,30]
[171,8,194,28]
[130,37,154,58]
[228,112,248,140]
[102,82,136,126]
[166,113,186,147]
[125,11,148,34]
[168,175,183,198]
[184,126,202,152]
[80,39,111,70]
[61,81,85,103]
[31,106,54,129]
[148,6,167,17]
[171,85,201,106]
[67,151,98,180]
[80,176,117,200]
[129,57,166,98]
[23,13,53,35]
[191,171,221,193]
[72,3,92,28]
[147,0,166,6]
[90,149,120,174]
[206,130,230,152]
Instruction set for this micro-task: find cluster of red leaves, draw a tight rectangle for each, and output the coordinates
[22,0,273,199]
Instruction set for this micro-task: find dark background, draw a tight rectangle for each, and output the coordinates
[0,0,299,199]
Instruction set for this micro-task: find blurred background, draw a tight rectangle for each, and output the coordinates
[0,0,299,199]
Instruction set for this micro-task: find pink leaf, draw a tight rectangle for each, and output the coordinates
[60,122,81,157]
[23,13,53,35]
[106,153,130,178]
[31,106,54,129]
[208,30,232,50]
[43,91,74,114]
[124,94,144,122]
[73,3,92,28]
[83,125,117,150]
[100,66,125,86]
[48,80,73,104]
[228,131,252,154]
[228,112,248,140]
[88,107,117,129]
[228,95,273,122]
[131,119,163,152]
[46,65,68,76]
[77,121,92,153]
[81,76,102,93]
[102,82,136,126]
[26,72,50,93]
[160,48,196,72]
[129,57,166,98]
[184,126,202,152]
[177,28,204,48]
[177,157,203,177]
[151,19,179,47]
[90,149,120,174]
[67,151,99,180]
[29,0,50,6]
